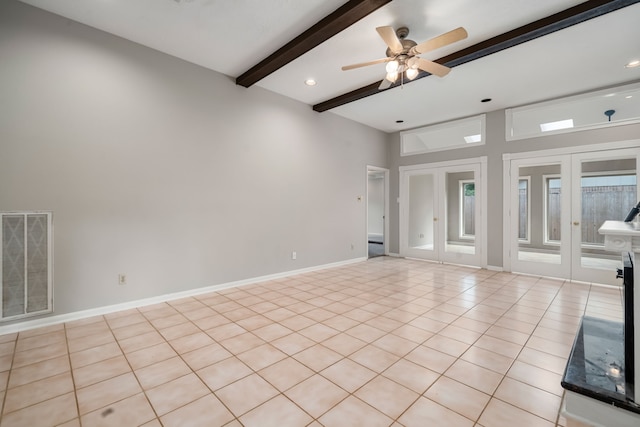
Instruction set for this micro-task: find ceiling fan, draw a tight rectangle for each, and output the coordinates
[342,26,468,89]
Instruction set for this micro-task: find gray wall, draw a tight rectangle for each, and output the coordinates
[0,1,388,319]
[388,109,640,267]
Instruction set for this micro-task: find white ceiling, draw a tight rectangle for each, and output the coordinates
[18,0,640,133]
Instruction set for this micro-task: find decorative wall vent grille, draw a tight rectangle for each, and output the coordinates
[1,212,52,321]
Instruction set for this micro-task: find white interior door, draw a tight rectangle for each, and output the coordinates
[507,148,639,285]
[400,159,485,267]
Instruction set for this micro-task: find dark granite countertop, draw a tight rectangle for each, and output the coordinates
[562,316,640,415]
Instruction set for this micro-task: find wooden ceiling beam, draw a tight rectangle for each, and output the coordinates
[235,0,392,88]
[313,0,639,112]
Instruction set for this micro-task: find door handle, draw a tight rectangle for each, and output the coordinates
[573,221,580,226]
[433,217,438,221]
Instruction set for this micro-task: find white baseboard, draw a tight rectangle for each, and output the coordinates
[486,265,504,272]
[387,252,402,258]
[0,257,368,335]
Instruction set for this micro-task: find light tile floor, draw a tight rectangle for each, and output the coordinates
[0,257,624,427]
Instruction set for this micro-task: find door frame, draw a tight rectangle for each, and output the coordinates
[366,165,389,257]
[399,156,487,268]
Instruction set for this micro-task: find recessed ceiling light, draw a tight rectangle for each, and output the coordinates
[625,60,640,68]
[626,95,633,99]
[481,98,492,103]
[396,120,404,123]
[304,79,317,86]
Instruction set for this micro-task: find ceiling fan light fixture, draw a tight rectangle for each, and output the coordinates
[342,25,466,90]
[385,72,399,83]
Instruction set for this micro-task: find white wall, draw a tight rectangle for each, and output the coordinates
[0,0,388,321]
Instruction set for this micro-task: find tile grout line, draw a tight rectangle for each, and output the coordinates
[0,332,18,423]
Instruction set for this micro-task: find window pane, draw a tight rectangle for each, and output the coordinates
[507,82,640,140]
[518,165,561,265]
[579,157,637,271]
[547,178,561,242]
[518,179,528,240]
[408,174,435,250]
[402,115,485,155]
[462,182,475,236]
[581,174,636,245]
[446,172,475,255]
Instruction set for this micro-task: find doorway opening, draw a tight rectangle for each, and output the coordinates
[367,166,389,258]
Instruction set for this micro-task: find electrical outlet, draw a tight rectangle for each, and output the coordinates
[292,251,297,260]
[118,274,127,285]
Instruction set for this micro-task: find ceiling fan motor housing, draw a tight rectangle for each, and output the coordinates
[396,26,410,39]
[385,39,417,58]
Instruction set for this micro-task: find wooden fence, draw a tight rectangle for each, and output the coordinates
[463,196,475,235]
[547,185,636,244]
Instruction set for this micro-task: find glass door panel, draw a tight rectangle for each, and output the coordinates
[510,158,570,279]
[406,172,437,259]
[441,166,482,266]
[444,171,476,255]
[572,152,638,284]
[517,165,562,264]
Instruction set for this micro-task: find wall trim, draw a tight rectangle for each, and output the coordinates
[399,156,486,173]
[502,138,640,161]
[0,257,367,335]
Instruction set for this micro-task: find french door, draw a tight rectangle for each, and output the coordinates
[400,158,486,267]
[507,148,639,285]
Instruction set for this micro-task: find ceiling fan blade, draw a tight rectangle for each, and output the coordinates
[341,57,390,71]
[411,27,468,55]
[416,58,450,77]
[378,78,392,90]
[376,26,403,54]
